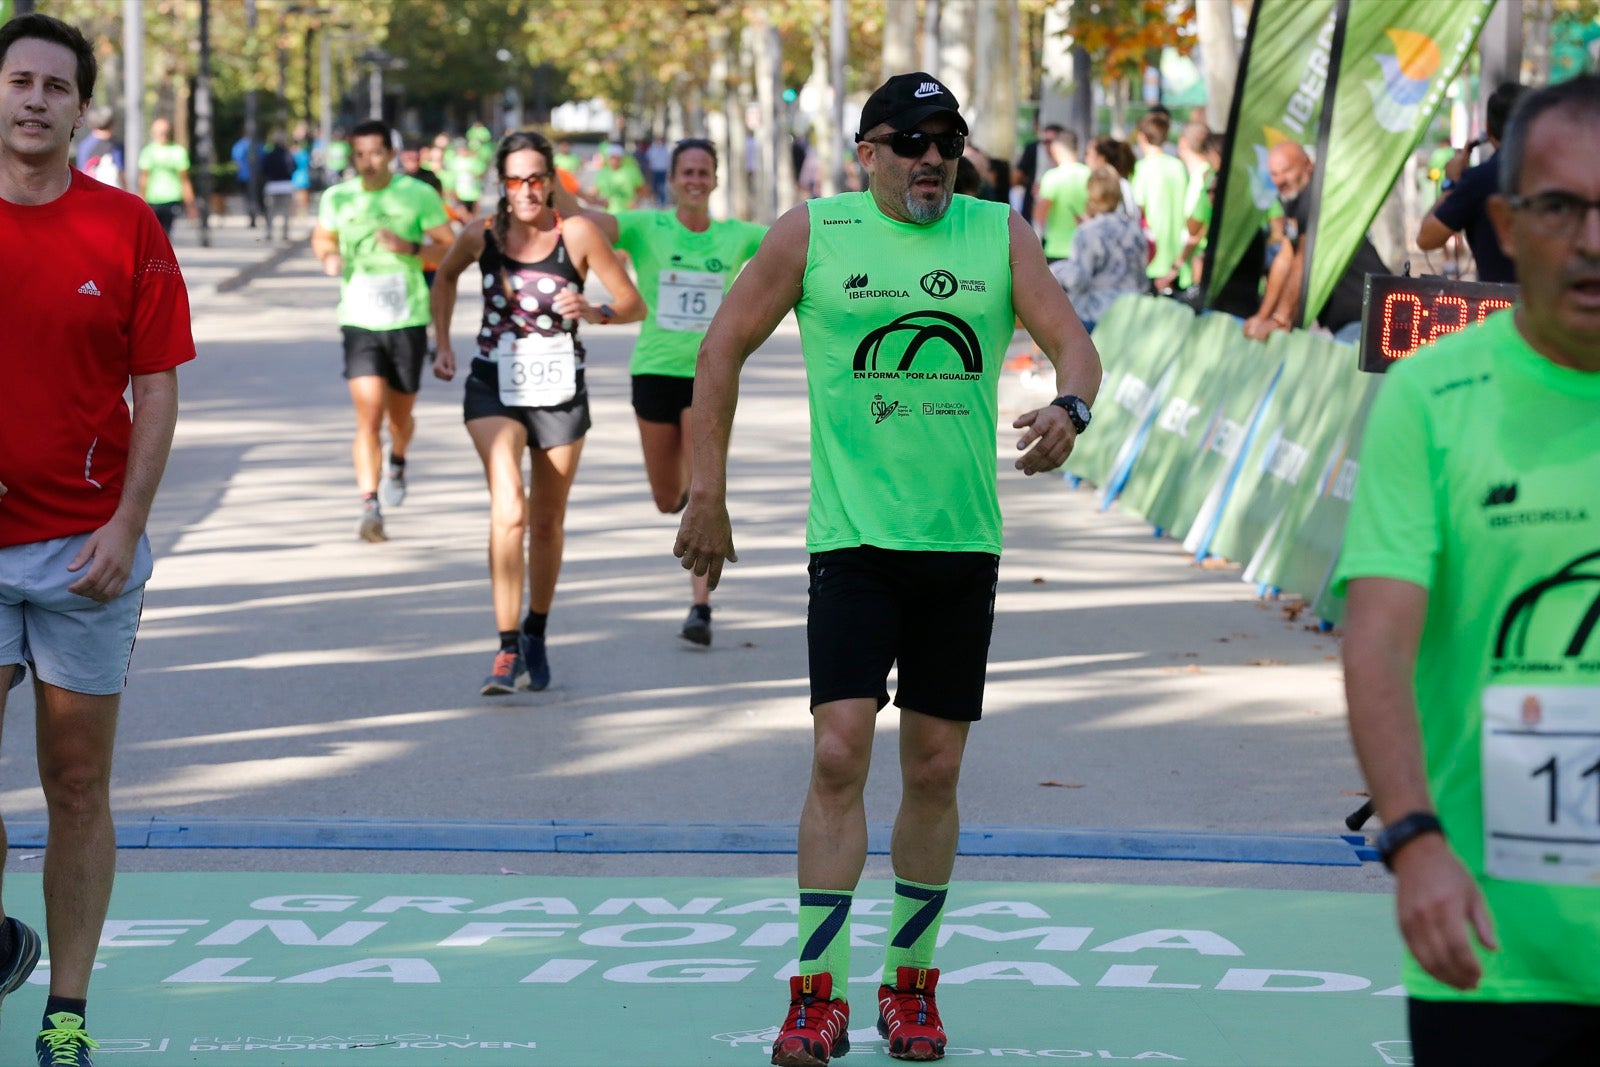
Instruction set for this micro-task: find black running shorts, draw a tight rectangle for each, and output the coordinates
[1408,998,1600,1066]
[342,325,429,394]
[807,546,999,721]
[463,374,591,449]
[631,373,694,425]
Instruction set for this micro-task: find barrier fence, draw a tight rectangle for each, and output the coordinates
[1064,293,1381,626]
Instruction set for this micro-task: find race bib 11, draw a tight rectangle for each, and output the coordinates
[1482,685,1600,887]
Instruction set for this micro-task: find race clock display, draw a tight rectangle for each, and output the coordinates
[1359,274,1519,373]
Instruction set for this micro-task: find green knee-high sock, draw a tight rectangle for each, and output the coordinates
[883,878,950,984]
[797,889,853,994]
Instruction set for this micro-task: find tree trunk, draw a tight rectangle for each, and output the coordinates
[972,0,1018,165]
[883,0,918,79]
[1194,0,1238,130]
[811,22,835,197]
[749,13,780,223]
[706,25,734,219]
[921,0,942,75]
[939,0,974,108]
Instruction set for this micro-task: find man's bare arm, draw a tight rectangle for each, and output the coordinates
[674,205,810,589]
[1008,210,1101,474]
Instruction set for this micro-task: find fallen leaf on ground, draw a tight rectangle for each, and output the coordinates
[1340,790,1370,798]
[1031,577,1046,584]
[1281,600,1307,621]
[1324,654,1338,661]
[1039,780,1086,788]
[1245,658,1287,666]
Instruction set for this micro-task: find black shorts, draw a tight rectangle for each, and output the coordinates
[632,374,694,424]
[463,374,591,449]
[342,325,429,394]
[1408,998,1600,1066]
[807,546,999,721]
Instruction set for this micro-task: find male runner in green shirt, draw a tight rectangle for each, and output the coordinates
[676,72,1102,1065]
[1340,75,1600,1064]
[312,119,455,543]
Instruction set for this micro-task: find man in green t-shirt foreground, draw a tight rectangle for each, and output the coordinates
[1341,75,1600,1064]
[676,72,1102,1065]
[311,119,456,543]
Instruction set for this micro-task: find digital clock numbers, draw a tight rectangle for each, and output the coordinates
[1358,275,1519,373]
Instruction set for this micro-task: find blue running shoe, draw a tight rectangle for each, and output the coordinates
[480,648,525,696]
[0,916,40,1014]
[37,1011,99,1066]
[520,633,550,691]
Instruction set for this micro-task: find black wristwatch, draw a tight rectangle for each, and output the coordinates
[596,303,615,324]
[1375,811,1444,871]
[1051,394,1092,433]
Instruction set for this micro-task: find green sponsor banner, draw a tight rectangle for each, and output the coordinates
[0,872,1410,1066]
[1302,0,1493,326]
[1065,295,1190,487]
[1206,330,1349,566]
[0,1,11,21]
[1297,377,1385,626]
[1205,0,1338,308]
[1116,313,1235,523]
[1171,339,1283,551]
[1240,349,1370,591]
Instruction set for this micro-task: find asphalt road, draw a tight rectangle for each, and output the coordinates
[1,236,1388,897]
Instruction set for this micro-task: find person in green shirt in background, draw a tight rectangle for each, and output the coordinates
[1341,74,1600,1065]
[137,116,194,236]
[584,137,767,646]
[1131,110,1191,292]
[448,139,489,217]
[1033,128,1089,263]
[552,139,582,181]
[311,119,457,543]
[591,143,644,213]
[1175,130,1222,291]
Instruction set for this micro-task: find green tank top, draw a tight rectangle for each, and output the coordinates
[797,191,1014,554]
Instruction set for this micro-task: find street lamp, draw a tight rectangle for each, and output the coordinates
[357,47,404,122]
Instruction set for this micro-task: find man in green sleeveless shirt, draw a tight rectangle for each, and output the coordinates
[676,73,1102,1064]
[1340,76,1600,1063]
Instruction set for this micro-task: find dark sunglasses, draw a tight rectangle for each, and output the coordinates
[502,172,554,194]
[860,130,966,161]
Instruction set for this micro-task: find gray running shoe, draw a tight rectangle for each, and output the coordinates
[380,462,406,507]
[358,498,387,543]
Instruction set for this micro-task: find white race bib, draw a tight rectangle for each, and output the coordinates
[1482,685,1600,887]
[656,270,723,332]
[345,272,409,329]
[497,332,578,408]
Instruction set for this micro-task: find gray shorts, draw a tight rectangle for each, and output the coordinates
[0,532,153,696]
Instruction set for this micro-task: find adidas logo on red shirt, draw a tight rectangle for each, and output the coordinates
[77,280,102,296]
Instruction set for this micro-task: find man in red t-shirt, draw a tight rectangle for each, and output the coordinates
[0,13,193,1062]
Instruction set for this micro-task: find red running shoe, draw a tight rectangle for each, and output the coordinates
[876,966,946,1061]
[771,972,851,1065]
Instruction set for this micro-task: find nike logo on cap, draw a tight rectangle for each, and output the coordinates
[914,82,943,98]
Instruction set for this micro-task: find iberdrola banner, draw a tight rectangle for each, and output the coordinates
[1298,0,1494,326]
[1206,0,1493,321]
[1203,0,1340,310]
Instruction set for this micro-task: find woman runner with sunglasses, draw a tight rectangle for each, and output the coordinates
[430,131,643,695]
[585,138,767,646]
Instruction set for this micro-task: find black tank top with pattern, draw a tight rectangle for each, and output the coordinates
[470,220,587,395]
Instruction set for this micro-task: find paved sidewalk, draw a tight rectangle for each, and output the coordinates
[168,208,313,298]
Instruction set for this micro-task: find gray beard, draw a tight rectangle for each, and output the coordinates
[904,186,951,224]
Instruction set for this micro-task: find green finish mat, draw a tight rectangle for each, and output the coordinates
[0,874,1415,1066]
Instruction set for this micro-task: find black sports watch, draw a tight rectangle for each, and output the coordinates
[1375,811,1444,871]
[1051,394,1092,433]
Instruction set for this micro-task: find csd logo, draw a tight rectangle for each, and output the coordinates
[920,270,957,299]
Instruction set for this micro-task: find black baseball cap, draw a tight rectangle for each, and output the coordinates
[856,72,969,140]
